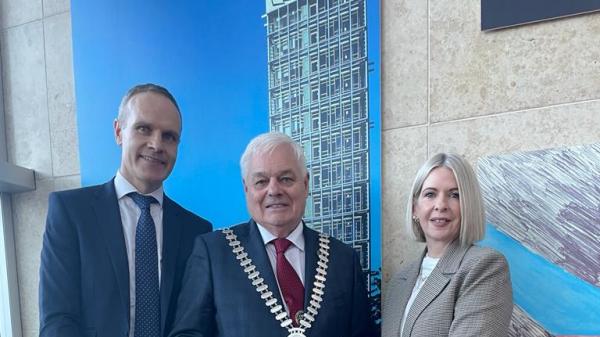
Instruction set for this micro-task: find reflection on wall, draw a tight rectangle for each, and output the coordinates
[477,144,600,336]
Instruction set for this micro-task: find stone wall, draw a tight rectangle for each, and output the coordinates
[1,0,599,335]
[381,0,600,281]
[1,0,79,336]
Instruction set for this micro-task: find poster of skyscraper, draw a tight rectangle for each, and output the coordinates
[72,0,381,325]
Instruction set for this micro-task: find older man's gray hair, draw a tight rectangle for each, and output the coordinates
[240,132,307,179]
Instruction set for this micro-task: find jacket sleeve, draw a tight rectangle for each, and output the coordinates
[39,192,83,337]
[168,235,216,337]
[449,250,513,337]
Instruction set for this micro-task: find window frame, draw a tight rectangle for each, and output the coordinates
[0,66,32,337]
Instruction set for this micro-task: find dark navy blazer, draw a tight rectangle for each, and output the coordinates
[169,220,375,337]
[39,180,212,337]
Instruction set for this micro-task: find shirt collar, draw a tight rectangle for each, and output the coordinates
[114,171,164,206]
[256,221,305,252]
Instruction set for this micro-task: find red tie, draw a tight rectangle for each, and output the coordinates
[272,238,305,325]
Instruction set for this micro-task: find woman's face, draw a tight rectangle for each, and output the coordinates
[413,166,462,256]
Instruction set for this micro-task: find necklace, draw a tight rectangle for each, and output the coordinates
[222,228,331,337]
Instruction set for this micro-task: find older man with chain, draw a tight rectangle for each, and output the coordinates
[169,132,374,337]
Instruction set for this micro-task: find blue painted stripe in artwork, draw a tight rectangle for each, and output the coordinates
[479,224,600,335]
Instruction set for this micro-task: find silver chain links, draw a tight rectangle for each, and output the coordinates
[222,228,331,336]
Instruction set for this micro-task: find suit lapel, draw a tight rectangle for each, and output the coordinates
[93,180,129,317]
[240,220,285,307]
[388,258,420,337]
[402,265,449,337]
[302,225,318,307]
[402,241,469,337]
[160,196,183,333]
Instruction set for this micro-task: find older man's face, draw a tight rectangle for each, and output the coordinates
[244,144,309,237]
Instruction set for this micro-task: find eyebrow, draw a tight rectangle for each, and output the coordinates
[250,169,296,178]
[163,130,180,137]
[422,187,459,191]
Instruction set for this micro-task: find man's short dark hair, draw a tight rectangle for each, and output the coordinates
[117,83,181,125]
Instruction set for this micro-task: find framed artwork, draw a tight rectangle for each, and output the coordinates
[478,144,600,336]
[72,0,382,324]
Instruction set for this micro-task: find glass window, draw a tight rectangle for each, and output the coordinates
[318,0,327,12]
[343,188,353,212]
[342,70,351,91]
[332,188,342,214]
[343,158,352,182]
[312,166,321,190]
[289,4,297,25]
[331,132,342,156]
[341,12,350,32]
[320,107,329,128]
[319,49,328,70]
[322,193,331,216]
[319,21,327,42]
[328,14,339,38]
[321,136,330,158]
[309,0,318,16]
[344,217,353,242]
[299,0,309,20]
[313,193,322,217]
[330,104,341,126]
[331,161,342,185]
[341,41,351,63]
[321,163,331,187]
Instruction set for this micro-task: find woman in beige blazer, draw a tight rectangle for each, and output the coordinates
[382,153,513,337]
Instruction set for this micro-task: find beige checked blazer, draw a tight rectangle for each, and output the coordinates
[382,240,513,337]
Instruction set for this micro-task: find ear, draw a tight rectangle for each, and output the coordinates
[304,172,310,190]
[243,178,249,193]
[114,119,123,145]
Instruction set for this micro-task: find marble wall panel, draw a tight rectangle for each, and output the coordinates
[44,13,79,177]
[381,126,427,281]
[428,101,600,164]
[11,179,54,334]
[381,0,428,130]
[53,174,81,191]
[43,0,70,17]
[1,21,52,177]
[22,329,37,337]
[0,0,42,29]
[429,1,600,122]
[49,128,79,178]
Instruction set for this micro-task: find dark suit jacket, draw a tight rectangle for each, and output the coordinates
[382,241,513,337]
[168,220,375,337]
[39,179,212,337]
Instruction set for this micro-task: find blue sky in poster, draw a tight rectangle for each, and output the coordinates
[72,1,380,269]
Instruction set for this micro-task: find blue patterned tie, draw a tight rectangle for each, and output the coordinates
[129,192,160,337]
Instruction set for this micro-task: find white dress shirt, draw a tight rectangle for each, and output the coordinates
[257,222,305,313]
[114,171,164,337]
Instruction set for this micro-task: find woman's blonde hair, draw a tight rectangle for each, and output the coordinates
[406,153,485,246]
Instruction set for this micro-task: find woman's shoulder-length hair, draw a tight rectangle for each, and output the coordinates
[405,153,485,246]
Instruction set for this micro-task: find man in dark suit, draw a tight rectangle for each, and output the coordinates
[39,83,212,337]
[169,132,374,337]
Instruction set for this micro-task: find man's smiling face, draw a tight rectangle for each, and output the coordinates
[114,91,181,194]
[243,143,309,237]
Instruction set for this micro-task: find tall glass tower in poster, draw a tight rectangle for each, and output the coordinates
[264,0,377,286]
